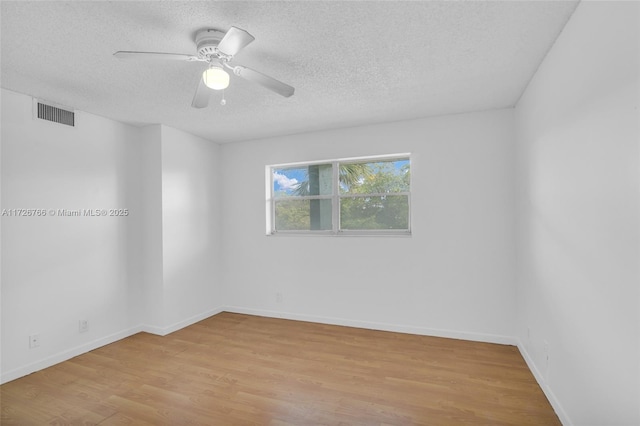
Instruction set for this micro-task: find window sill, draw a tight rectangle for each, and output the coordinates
[267,231,412,238]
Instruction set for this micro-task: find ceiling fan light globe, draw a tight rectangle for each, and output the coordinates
[203,67,229,90]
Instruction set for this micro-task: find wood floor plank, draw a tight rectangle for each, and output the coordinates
[1,312,561,425]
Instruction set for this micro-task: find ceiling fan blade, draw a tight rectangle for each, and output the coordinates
[191,77,210,108]
[113,51,200,61]
[217,27,255,57]
[233,65,295,97]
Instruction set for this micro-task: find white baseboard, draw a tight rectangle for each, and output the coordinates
[0,325,143,384]
[3,300,564,426]
[0,307,226,384]
[223,305,516,346]
[516,339,572,426]
[140,307,225,336]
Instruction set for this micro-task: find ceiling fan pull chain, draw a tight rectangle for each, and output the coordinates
[220,90,227,106]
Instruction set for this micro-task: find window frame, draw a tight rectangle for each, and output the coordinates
[267,154,411,236]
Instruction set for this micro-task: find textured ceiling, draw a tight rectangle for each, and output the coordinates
[1,1,578,143]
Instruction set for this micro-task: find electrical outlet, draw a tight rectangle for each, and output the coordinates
[29,334,40,349]
[79,319,89,333]
[276,292,283,303]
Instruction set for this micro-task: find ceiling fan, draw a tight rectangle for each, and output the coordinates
[114,27,295,108]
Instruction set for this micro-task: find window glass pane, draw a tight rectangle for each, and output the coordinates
[269,156,410,235]
[339,159,410,194]
[275,199,333,231]
[273,164,332,198]
[340,195,409,230]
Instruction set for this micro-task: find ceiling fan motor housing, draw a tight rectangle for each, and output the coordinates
[195,29,225,58]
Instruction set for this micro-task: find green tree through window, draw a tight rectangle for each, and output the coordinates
[270,156,410,235]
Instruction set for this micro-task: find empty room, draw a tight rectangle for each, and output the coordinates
[1,1,638,425]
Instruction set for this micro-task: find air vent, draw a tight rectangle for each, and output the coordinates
[37,102,75,126]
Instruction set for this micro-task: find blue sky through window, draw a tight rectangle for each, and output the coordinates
[273,159,409,195]
[273,167,306,194]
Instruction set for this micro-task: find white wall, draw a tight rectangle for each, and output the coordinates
[0,91,223,382]
[137,125,164,329]
[160,125,223,330]
[515,2,639,425]
[221,109,516,343]
[1,89,142,381]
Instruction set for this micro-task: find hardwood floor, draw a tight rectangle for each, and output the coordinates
[1,312,560,425]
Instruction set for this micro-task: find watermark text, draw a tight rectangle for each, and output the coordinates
[1,208,129,217]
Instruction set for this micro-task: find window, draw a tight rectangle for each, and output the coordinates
[267,154,410,235]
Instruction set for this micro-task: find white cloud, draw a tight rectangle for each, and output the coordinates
[273,172,299,191]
